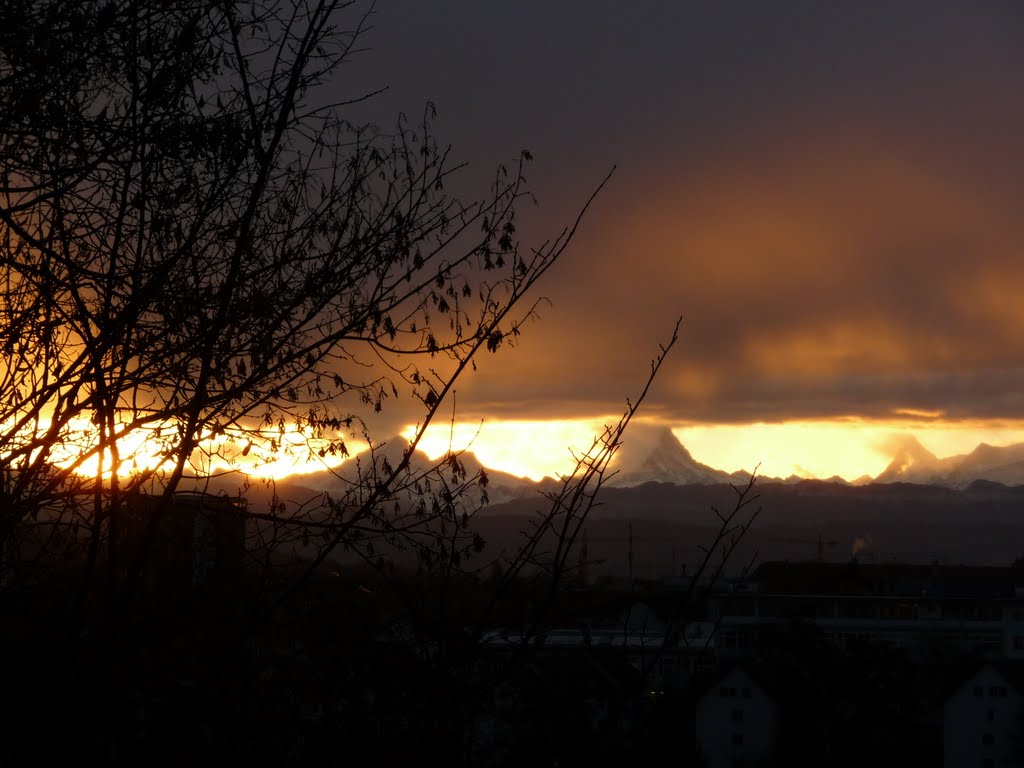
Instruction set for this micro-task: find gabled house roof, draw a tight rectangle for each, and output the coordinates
[947,660,1024,701]
[695,659,820,708]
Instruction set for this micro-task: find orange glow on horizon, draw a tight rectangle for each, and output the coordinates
[402,418,616,481]
[674,419,1024,481]
[16,413,1024,486]
[9,415,358,482]
[406,417,1024,484]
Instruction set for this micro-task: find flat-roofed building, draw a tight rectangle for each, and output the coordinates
[712,561,1024,660]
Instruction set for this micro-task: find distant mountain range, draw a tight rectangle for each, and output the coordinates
[196,427,1024,572]
[273,427,1024,498]
[292,434,542,503]
[873,436,1024,488]
[610,427,1024,490]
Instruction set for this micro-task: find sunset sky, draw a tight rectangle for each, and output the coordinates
[329,1,1024,481]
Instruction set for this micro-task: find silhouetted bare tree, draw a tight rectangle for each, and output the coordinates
[0,3,751,764]
[0,0,613,601]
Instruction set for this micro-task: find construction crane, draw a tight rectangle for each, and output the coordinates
[764,533,838,562]
[579,523,694,582]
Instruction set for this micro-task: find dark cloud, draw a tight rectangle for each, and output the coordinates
[343,1,1024,425]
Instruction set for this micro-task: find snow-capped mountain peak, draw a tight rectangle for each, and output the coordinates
[872,435,945,485]
[871,437,1024,488]
[610,426,733,486]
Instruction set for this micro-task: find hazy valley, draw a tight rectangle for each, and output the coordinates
[218,428,1024,578]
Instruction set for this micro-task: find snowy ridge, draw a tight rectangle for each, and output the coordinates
[610,426,734,486]
[873,438,1024,488]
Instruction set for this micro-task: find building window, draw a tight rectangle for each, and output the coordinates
[1014,636,1024,651]
[720,686,736,698]
[974,685,984,697]
[983,733,994,747]
[990,686,1008,698]
[732,708,744,722]
[983,758,994,768]
[731,732,744,746]
[987,708,994,722]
